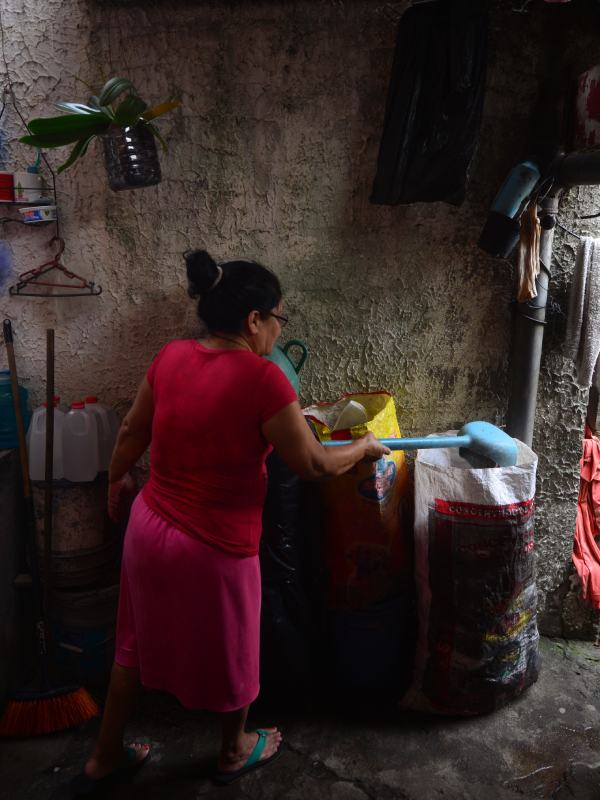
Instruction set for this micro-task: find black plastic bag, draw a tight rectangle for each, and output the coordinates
[259,452,315,704]
[371,0,488,207]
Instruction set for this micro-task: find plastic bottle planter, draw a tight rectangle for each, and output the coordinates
[102,124,162,192]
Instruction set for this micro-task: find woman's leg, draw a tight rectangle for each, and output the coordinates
[84,662,149,779]
[217,704,282,772]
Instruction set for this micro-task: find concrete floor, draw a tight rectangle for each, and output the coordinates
[1,637,600,800]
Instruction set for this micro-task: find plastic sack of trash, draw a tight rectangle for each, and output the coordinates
[370,0,488,206]
[402,436,540,715]
[303,392,412,609]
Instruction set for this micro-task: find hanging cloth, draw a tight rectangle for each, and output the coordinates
[564,237,600,389]
[370,0,489,207]
[572,425,600,610]
[516,201,541,303]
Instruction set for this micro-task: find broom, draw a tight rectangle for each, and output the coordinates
[0,321,99,736]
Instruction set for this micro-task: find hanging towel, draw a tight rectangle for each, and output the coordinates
[572,425,600,610]
[564,237,600,388]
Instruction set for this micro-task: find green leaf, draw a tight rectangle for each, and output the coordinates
[54,102,104,116]
[146,122,168,152]
[57,135,96,173]
[142,100,180,122]
[98,77,136,107]
[27,114,108,137]
[88,96,114,118]
[20,131,94,148]
[113,94,148,127]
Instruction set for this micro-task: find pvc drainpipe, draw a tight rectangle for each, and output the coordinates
[505,192,560,447]
[553,151,600,187]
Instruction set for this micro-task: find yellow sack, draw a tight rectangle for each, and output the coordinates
[304,392,412,610]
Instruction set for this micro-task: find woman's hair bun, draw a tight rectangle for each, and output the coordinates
[185,249,218,298]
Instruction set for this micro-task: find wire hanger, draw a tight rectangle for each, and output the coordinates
[9,236,102,297]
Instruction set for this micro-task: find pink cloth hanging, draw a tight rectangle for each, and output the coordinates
[572,425,600,609]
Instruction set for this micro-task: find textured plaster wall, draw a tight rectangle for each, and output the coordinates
[1,0,599,633]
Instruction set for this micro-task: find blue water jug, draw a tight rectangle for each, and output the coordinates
[0,369,30,449]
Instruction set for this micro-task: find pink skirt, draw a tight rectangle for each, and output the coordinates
[115,494,261,711]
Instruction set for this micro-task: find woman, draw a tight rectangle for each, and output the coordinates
[75,250,389,792]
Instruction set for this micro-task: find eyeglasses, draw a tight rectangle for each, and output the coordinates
[269,312,289,328]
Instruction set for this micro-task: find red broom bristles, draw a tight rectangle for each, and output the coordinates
[0,687,99,737]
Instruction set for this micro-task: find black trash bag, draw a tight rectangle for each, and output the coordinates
[259,451,315,704]
[371,0,488,207]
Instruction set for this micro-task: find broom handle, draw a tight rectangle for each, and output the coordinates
[3,320,31,498]
[43,330,54,643]
[2,320,48,669]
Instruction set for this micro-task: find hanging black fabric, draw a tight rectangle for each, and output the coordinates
[371,0,488,207]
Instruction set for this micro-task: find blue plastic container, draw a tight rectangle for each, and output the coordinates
[490,160,540,219]
[0,369,29,449]
[52,623,115,687]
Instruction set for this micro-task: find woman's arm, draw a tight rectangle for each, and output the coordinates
[262,401,390,480]
[108,378,154,483]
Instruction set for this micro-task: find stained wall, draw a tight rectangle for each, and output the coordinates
[1,0,599,633]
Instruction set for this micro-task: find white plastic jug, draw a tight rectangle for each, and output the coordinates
[26,396,65,481]
[63,401,99,482]
[84,396,116,472]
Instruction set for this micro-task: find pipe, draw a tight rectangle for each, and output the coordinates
[505,193,559,446]
[553,150,600,187]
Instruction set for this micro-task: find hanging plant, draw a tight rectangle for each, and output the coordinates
[19,77,180,191]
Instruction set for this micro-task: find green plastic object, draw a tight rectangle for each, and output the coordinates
[265,339,308,393]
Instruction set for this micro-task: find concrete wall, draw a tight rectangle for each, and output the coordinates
[1,0,599,633]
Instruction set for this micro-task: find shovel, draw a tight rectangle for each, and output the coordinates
[323,420,518,467]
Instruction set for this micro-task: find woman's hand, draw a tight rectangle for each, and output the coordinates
[360,432,391,462]
[108,472,137,523]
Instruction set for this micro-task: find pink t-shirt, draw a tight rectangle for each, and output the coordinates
[142,340,297,556]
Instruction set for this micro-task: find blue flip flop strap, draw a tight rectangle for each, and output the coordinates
[245,730,268,768]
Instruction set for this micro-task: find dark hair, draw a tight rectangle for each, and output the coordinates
[185,250,282,334]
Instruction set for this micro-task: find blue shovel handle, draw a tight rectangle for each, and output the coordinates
[323,435,471,451]
[321,421,518,467]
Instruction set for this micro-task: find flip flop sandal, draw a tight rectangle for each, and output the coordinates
[213,729,283,786]
[69,744,151,797]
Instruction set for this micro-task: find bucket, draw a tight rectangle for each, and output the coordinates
[51,584,119,686]
[0,172,14,202]
[44,539,121,589]
[33,478,121,588]
[265,340,308,393]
